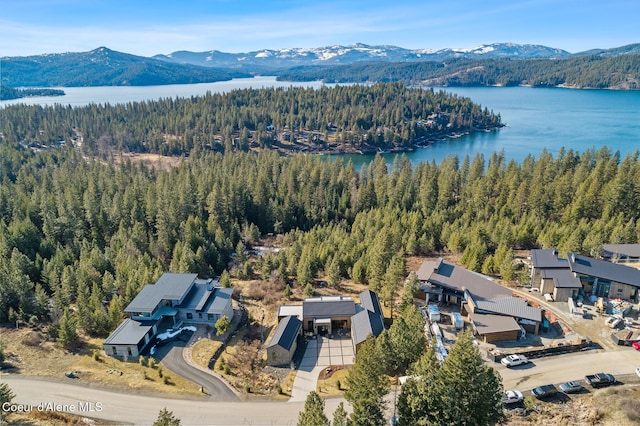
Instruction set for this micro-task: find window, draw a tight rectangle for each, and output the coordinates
[198,313,202,319]
[127,347,132,356]
[186,313,193,319]
[112,346,117,355]
[208,314,215,321]
[618,288,624,293]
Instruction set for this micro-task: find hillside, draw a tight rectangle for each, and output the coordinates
[0,47,251,87]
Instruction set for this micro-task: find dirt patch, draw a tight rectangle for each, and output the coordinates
[114,152,182,170]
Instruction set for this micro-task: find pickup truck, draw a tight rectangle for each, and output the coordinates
[584,373,616,388]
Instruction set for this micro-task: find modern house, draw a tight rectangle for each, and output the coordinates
[530,249,582,302]
[266,315,303,367]
[266,290,384,366]
[601,244,640,265]
[104,273,233,358]
[531,249,640,303]
[416,258,542,343]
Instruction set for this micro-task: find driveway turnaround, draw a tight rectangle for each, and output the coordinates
[290,335,354,402]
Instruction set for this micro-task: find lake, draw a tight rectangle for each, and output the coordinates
[3,77,640,165]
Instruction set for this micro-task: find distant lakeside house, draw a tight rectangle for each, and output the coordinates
[531,248,640,303]
[266,289,384,366]
[416,258,542,343]
[104,273,233,358]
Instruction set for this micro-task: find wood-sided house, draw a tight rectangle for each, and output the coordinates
[104,273,233,358]
[531,249,640,303]
[416,258,542,343]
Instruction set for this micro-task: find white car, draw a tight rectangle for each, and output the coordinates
[636,366,640,378]
[500,354,529,368]
[502,390,524,405]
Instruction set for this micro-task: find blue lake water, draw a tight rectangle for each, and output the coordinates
[3,78,640,165]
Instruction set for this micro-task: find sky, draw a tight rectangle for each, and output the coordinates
[1,0,638,57]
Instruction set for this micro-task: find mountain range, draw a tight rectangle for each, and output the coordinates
[152,42,574,69]
[1,42,639,89]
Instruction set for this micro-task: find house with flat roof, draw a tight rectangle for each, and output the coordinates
[267,290,384,365]
[531,249,640,303]
[104,273,233,358]
[416,258,542,342]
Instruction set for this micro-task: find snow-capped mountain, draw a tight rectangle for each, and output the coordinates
[153,43,571,69]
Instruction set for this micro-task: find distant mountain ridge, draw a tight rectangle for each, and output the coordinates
[1,47,251,88]
[152,42,573,69]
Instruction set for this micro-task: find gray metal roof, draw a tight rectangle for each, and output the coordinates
[104,318,154,346]
[204,288,233,315]
[416,258,512,300]
[303,298,356,319]
[351,309,385,346]
[359,289,382,315]
[568,253,640,288]
[467,292,542,322]
[266,315,302,350]
[531,249,569,269]
[125,273,197,313]
[468,311,521,335]
[540,269,582,288]
[602,244,640,258]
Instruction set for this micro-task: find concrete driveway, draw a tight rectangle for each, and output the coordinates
[290,335,354,402]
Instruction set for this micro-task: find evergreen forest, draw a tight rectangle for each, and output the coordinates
[1,114,640,338]
[277,54,640,90]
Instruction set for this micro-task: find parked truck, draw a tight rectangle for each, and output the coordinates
[584,373,616,388]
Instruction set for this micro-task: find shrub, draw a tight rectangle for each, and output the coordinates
[620,397,640,422]
[158,366,163,378]
[163,375,170,385]
[93,350,101,362]
[148,357,156,369]
[139,355,147,367]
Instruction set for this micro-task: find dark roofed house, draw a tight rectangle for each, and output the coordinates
[602,244,640,264]
[567,252,640,302]
[266,316,303,366]
[351,290,385,351]
[268,290,385,361]
[104,273,233,359]
[416,259,542,342]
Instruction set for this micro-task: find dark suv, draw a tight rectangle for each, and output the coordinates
[531,384,558,399]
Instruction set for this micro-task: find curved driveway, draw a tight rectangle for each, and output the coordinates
[153,337,238,401]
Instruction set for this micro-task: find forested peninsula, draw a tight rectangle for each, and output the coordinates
[0,85,65,101]
[277,54,640,89]
[0,83,501,156]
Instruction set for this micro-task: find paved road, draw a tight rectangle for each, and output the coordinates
[153,335,239,402]
[1,376,346,425]
[496,348,640,390]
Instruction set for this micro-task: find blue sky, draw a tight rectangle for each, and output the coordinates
[1,0,638,57]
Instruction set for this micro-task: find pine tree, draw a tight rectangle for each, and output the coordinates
[438,330,504,425]
[297,391,329,426]
[220,270,232,288]
[332,402,349,426]
[215,316,230,336]
[0,382,16,410]
[153,407,181,426]
[345,337,388,426]
[58,307,79,350]
[397,344,441,426]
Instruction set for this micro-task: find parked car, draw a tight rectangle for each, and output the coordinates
[635,366,640,378]
[605,316,622,329]
[585,373,616,388]
[531,384,558,399]
[502,390,524,405]
[559,381,584,394]
[632,341,640,350]
[501,354,529,368]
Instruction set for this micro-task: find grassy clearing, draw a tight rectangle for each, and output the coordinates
[316,368,350,397]
[0,327,201,397]
[191,339,222,369]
